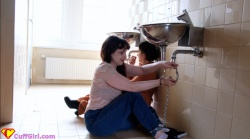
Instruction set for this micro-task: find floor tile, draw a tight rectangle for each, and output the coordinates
[1,84,191,139]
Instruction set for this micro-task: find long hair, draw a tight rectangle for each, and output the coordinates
[139,41,160,62]
[100,36,130,77]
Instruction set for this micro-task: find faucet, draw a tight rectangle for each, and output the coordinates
[170,48,203,62]
[177,9,193,26]
[169,48,203,82]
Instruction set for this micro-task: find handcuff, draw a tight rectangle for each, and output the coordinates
[168,67,179,83]
[162,60,179,83]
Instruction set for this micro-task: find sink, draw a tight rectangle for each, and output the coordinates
[107,32,140,44]
[135,22,190,60]
[139,23,190,46]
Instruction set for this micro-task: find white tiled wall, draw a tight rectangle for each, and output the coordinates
[130,0,250,139]
[14,0,28,93]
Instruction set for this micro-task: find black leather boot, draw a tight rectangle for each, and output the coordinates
[64,96,79,109]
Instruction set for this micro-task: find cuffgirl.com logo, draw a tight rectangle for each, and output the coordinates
[1,128,15,139]
[1,128,56,139]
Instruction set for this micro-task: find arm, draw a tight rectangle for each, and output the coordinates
[125,61,178,77]
[105,71,176,92]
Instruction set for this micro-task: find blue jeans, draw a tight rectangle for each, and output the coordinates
[84,92,163,137]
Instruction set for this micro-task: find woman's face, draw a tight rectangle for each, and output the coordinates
[110,48,127,67]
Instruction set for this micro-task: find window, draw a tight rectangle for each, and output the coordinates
[33,0,132,50]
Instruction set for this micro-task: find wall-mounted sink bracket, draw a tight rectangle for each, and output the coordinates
[177,9,204,47]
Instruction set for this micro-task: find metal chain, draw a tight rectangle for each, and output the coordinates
[162,68,173,125]
[161,68,169,124]
[163,88,170,123]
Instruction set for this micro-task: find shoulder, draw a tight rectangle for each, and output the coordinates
[97,62,116,73]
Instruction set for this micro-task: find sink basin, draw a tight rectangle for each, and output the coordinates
[139,23,189,46]
[107,32,140,44]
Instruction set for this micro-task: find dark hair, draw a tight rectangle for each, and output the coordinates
[139,41,160,62]
[100,36,130,77]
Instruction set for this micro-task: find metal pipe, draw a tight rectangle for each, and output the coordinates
[171,48,203,62]
[159,46,166,61]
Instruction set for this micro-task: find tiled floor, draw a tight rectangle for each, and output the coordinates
[1,84,190,139]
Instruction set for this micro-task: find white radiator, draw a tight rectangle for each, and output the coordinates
[45,57,101,80]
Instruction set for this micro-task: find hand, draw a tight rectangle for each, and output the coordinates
[160,61,178,69]
[161,76,177,87]
[128,56,136,65]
